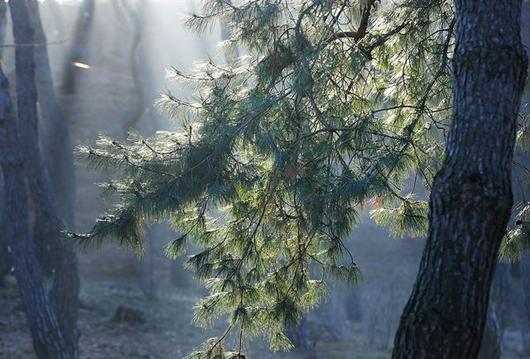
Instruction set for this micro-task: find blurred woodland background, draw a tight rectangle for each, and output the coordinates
[0,1,530,358]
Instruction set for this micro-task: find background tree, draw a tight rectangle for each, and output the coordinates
[61,0,95,95]
[0,48,71,359]
[8,0,79,357]
[0,0,10,288]
[29,0,76,230]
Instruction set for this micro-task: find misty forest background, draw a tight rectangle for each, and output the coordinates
[0,0,530,358]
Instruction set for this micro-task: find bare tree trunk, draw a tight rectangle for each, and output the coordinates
[287,316,314,352]
[521,256,530,323]
[0,0,10,287]
[61,0,95,95]
[29,0,76,229]
[392,1,528,358]
[9,1,79,357]
[120,0,146,132]
[170,256,190,288]
[0,0,7,61]
[114,0,163,299]
[0,62,70,359]
[139,227,159,300]
[0,172,8,288]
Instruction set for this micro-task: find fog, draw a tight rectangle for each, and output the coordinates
[1,1,530,358]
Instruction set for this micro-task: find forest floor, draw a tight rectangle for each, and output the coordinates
[0,248,390,359]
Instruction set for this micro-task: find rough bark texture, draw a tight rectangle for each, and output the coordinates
[392,1,528,358]
[0,63,70,359]
[29,0,76,229]
[9,1,79,357]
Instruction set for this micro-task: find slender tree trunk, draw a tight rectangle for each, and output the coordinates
[9,1,79,357]
[287,316,314,352]
[118,0,146,132]
[170,257,189,288]
[61,0,95,95]
[29,0,76,229]
[0,63,70,359]
[0,172,8,288]
[139,227,158,300]
[521,256,530,323]
[0,0,10,286]
[0,0,7,61]
[392,1,528,358]
[115,0,162,299]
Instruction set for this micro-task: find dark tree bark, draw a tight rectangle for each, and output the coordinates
[9,1,79,357]
[0,63,70,359]
[392,1,528,358]
[29,0,76,229]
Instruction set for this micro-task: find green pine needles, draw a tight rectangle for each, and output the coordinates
[74,0,464,357]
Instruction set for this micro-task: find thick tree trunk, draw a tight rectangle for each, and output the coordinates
[9,1,79,357]
[0,64,70,358]
[392,1,528,358]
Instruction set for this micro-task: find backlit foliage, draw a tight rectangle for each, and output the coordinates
[74,0,458,356]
